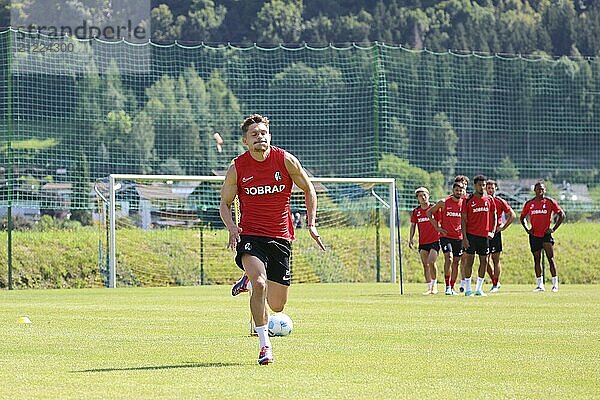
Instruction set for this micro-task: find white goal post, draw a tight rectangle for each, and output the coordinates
[98,174,398,288]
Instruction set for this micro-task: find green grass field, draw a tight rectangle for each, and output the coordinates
[2,283,599,399]
[2,222,600,289]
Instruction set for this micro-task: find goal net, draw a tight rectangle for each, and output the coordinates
[95,174,397,288]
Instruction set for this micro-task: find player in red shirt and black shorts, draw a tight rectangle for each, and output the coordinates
[520,180,565,292]
[409,187,441,295]
[485,180,515,293]
[220,114,325,365]
[427,181,466,295]
[461,175,497,296]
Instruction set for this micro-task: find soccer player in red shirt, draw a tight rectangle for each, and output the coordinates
[461,175,497,296]
[409,187,441,295]
[220,114,325,365]
[427,180,465,295]
[485,180,515,293]
[520,180,565,292]
[453,175,470,293]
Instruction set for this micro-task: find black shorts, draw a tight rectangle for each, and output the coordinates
[419,241,440,253]
[235,235,292,286]
[529,233,554,253]
[465,233,489,256]
[488,231,503,254]
[440,237,464,257]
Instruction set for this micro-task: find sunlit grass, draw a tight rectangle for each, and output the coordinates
[1,283,599,399]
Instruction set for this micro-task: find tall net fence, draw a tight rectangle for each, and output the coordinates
[95,176,394,287]
[1,28,600,217]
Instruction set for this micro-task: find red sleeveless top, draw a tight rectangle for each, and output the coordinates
[234,146,294,241]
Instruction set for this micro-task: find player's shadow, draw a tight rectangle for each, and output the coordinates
[72,361,243,373]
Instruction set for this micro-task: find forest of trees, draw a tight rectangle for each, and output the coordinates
[1,0,599,216]
[0,1,599,56]
[150,0,600,57]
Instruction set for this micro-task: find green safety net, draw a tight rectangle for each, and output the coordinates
[1,28,599,214]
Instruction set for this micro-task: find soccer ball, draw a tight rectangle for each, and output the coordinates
[268,313,293,337]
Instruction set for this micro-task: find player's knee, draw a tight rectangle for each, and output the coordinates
[268,298,286,313]
[252,277,268,293]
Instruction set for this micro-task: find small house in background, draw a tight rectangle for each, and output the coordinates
[498,179,592,211]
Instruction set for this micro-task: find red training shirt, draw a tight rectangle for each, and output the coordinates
[520,197,562,238]
[463,194,497,237]
[492,196,513,226]
[235,146,294,241]
[411,204,441,245]
[441,195,463,240]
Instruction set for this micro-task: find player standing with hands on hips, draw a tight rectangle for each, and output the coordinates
[520,180,565,292]
[220,114,325,365]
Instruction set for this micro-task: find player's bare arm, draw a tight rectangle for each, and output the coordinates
[489,207,498,238]
[499,207,516,232]
[520,213,532,235]
[219,163,242,250]
[284,152,326,251]
[427,200,447,236]
[461,211,469,249]
[408,222,416,249]
[549,209,566,234]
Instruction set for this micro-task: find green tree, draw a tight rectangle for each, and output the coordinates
[429,112,458,179]
[497,1,540,54]
[186,0,227,42]
[174,75,202,175]
[332,10,373,45]
[75,59,106,177]
[386,116,409,161]
[144,75,180,167]
[70,151,92,225]
[301,14,333,45]
[151,4,186,43]
[575,7,600,57]
[269,62,349,175]
[252,0,304,44]
[205,71,243,167]
[130,111,155,174]
[494,156,520,180]
[541,0,577,56]
[378,153,445,203]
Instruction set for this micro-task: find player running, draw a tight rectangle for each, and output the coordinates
[427,180,466,295]
[461,175,497,296]
[220,114,325,365]
[409,187,441,295]
[520,180,565,292]
[485,180,515,293]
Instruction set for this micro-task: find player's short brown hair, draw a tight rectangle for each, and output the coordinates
[487,179,498,188]
[241,114,270,135]
[454,175,469,185]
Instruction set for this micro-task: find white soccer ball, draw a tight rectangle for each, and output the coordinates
[268,312,293,337]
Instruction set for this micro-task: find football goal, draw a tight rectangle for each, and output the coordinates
[95,174,398,288]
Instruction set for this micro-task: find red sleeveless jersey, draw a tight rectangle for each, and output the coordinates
[235,146,294,241]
